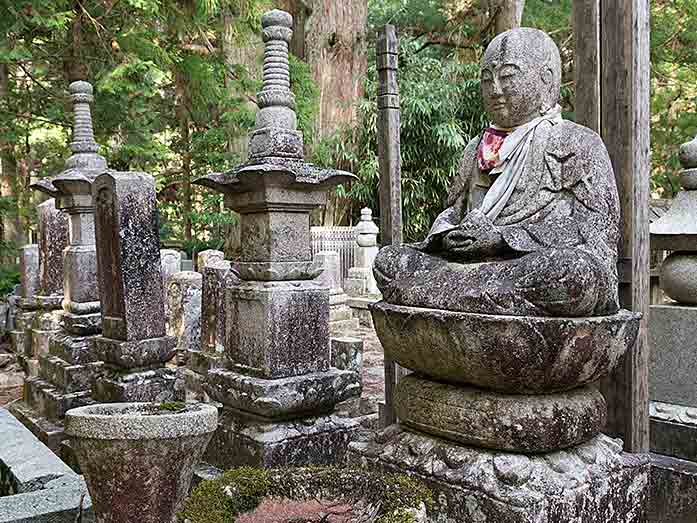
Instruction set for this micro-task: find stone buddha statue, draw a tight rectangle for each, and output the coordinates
[374,28,620,317]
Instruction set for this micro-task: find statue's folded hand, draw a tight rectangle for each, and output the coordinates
[442,209,502,256]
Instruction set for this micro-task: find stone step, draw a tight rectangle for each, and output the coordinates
[329,318,360,334]
[24,376,93,422]
[39,355,103,393]
[24,376,54,411]
[7,400,66,455]
[186,349,225,376]
[49,332,101,365]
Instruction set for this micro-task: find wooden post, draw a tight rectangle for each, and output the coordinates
[573,0,600,133]
[598,0,651,453]
[376,25,404,427]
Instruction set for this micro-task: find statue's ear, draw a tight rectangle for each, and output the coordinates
[541,67,554,85]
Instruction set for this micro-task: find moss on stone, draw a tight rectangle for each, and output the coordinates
[179,466,432,523]
[159,401,186,412]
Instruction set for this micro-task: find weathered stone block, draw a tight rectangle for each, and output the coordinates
[161,249,182,284]
[39,355,103,394]
[94,335,176,369]
[24,377,93,422]
[200,263,233,354]
[7,400,66,454]
[226,279,330,378]
[62,246,100,314]
[240,211,311,263]
[186,349,225,376]
[20,244,40,299]
[36,199,69,298]
[649,304,697,408]
[196,249,225,270]
[61,311,101,336]
[94,171,167,342]
[348,427,650,523]
[204,408,361,470]
[91,367,182,403]
[166,271,202,363]
[330,336,364,373]
[650,401,697,462]
[650,453,697,523]
[205,367,361,418]
[0,407,74,494]
[49,332,100,365]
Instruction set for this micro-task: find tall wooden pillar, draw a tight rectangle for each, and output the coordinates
[573,0,600,133]
[598,0,651,453]
[376,25,404,427]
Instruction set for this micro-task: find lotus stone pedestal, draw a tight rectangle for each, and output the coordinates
[350,302,648,522]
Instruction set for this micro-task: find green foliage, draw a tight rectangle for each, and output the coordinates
[0,265,20,296]
[179,466,432,523]
[0,0,321,246]
[650,0,697,197]
[316,37,486,242]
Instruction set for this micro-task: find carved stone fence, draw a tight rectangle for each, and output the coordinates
[310,226,357,288]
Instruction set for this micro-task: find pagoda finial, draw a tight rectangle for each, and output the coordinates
[64,80,107,172]
[256,10,295,132]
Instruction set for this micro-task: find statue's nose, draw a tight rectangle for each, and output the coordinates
[492,77,504,95]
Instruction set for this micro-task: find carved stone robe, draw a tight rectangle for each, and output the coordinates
[373,119,621,317]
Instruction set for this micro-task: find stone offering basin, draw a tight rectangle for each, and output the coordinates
[371,301,641,393]
[66,402,218,523]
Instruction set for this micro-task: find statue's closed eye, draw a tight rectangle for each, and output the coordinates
[498,65,519,78]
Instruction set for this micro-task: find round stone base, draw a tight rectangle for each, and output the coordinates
[395,374,606,452]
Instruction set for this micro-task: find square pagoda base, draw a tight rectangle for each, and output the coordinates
[204,407,361,470]
[348,426,650,523]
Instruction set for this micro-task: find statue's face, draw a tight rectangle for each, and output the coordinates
[480,32,555,129]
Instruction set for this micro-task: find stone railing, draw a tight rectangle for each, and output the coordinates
[311,226,357,287]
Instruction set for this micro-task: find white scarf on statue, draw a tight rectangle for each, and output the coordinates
[479,105,563,222]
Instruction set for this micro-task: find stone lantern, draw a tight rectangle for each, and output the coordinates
[651,134,697,303]
[648,134,697,459]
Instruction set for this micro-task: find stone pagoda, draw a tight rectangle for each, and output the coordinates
[10,81,105,453]
[195,9,362,468]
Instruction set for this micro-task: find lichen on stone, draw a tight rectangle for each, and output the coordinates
[178,466,432,523]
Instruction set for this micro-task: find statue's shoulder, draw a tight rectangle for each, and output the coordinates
[548,120,609,158]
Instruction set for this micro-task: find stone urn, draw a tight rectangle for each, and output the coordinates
[65,402,218,523]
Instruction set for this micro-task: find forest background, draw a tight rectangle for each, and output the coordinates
[0,0,695,290]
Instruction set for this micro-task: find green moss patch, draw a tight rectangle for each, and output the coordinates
[179,466,432,523]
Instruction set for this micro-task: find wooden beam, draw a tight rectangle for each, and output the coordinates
[599,0,651,453]
[376,25,404,427]
[573,0,600,133]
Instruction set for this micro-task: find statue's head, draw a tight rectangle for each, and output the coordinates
[480,28,561,129]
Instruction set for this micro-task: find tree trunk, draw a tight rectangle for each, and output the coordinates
[64,0,88,82]
[0,63,23,257]
[281,0,368,226]
[175,72,192,244]
[486,0,526,34]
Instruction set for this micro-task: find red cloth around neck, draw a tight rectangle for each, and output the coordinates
[477,127,510,172]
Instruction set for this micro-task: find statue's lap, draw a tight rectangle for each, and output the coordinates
[374,244,611,317]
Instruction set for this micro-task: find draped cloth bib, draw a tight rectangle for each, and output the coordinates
[477,105,563,222]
